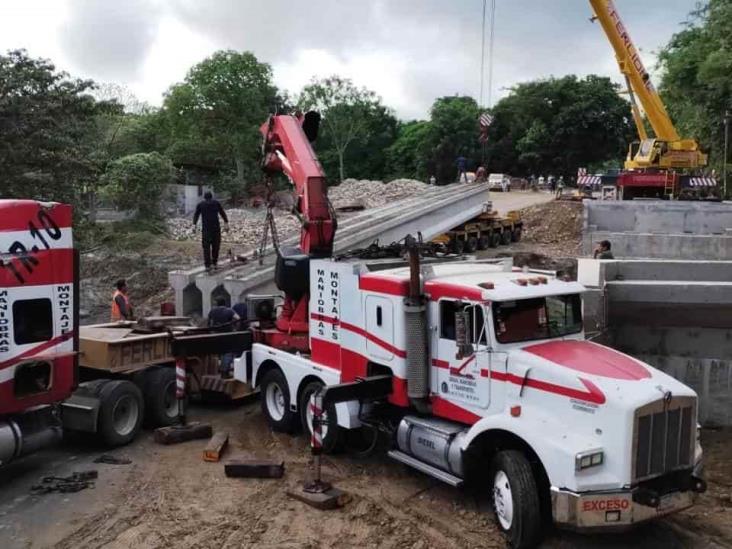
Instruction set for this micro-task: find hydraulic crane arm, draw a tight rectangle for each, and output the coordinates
[589,0,679,142]
[260,112,335,257]
[590,0,706,170]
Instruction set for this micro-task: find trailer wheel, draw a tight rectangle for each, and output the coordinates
[489,450,542,549]
[450,238,465,255]
[97,380,144,447]
[299,381,343,453]
[465,236,478,253]
[489,232,501,248]
[512,227,522,242]
[145,367,179,427]
[260,368,298,432]
[501,230,513,246]
[477,235,490,250]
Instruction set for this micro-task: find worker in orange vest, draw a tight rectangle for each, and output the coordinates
[111,279,133,321]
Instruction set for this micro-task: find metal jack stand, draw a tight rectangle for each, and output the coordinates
[303,390,332,494]
[288,389,348,509]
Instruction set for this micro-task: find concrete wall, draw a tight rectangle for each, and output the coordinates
[579,258,732,426]
[582,200,732,259]
[165,184,213,215]
[584,200,732,234]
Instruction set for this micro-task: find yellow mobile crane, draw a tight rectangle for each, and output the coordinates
[590,0,716,199]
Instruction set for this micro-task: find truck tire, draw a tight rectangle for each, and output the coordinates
[489,450,542,549]
[450,238,465,255]
[299,381,343,453]
[97,380,144,447]
[145,367,179,427]
[512,227,522,242]
[465,236,478,253]
[260,368,298,433]
[501,230,512,246]
[477,235,490,250]
[490,232,501,248]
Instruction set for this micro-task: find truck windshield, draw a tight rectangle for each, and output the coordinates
[492,295,582,344]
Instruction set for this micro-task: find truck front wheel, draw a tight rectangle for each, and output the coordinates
[489,450,542,549]
[97,380,144,447]
[299,381,343,453]
[260,368,298,433]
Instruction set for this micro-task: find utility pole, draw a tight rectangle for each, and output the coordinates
[724,109,730,199]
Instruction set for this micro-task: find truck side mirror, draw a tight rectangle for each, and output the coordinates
[454,310,474,360]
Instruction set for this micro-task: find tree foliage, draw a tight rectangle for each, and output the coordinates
[658,0,732,175]
[485,75,633,177]
[161,50,279,195]
[100,152,174,219]
[0,49,118,203]
[299,76,394,182]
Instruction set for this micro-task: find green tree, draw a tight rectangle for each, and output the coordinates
[386,120,432,180]
[299,76,389,182]
[425,96,483,183]
[658,0,732,181]
[100,152,174,219]
[485,75,633,178]
[162,50,278,195]
[0,49,115,203]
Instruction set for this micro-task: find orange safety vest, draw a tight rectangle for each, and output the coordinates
[111,290,131,321]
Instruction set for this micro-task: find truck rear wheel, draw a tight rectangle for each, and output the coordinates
[145,367,179,427]
[260,368,298,433]
[450,238,465,255]
[97,380,144,447]
[299,381,342,453]
[490,232,501,248]
[501,230,512,246]
[465,236,478,253]
[489,450,542,549]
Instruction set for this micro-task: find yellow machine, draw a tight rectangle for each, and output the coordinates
[590,0,707,171]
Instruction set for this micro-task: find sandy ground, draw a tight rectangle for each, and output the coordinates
[1,402,730,549]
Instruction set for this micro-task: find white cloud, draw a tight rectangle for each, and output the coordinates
[0,0,698,119]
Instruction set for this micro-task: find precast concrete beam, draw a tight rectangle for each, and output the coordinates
[171,183,491,316]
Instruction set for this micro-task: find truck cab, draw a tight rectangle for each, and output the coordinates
[237,256,705,548]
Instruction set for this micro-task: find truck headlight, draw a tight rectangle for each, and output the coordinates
[575,449,604,471]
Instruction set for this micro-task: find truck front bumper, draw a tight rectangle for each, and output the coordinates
[551,474,706,531]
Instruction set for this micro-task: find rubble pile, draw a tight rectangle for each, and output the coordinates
[167,208,301,248]
[166,178,430,244]
[519,200,583,256]
[329,178,429,209]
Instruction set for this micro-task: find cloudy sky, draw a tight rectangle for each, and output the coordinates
[0,0,697,120]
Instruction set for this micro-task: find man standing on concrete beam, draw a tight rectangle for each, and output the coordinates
[193,191,230,272]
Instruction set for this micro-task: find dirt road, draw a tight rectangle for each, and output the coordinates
[1,401,730,549]
[487,190,555,215]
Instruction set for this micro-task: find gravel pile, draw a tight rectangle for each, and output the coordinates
[166,178,431,245]
[520,200,583,256]
[329,178,429,209]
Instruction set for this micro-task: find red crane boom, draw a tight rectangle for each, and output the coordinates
[258,112,336,351]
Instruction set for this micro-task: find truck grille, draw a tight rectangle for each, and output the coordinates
[633,397,695,482]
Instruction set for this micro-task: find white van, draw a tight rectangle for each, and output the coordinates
[488,173,511,192]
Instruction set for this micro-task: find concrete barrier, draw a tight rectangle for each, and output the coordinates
[582,200,732,259]
[579,258,732,425]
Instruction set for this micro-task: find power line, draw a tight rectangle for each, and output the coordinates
[487,0,496,108]
[480,0,487,108]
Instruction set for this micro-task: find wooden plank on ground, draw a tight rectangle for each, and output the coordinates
[203,432,229,462]
[224,459,284,479]
[153,422,212,445]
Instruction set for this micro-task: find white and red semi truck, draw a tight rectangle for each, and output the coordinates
[226,111,707,548]
[236,255,705,546]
